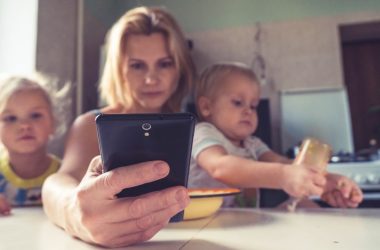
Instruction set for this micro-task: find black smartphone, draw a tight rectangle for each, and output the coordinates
[95,113,196,222]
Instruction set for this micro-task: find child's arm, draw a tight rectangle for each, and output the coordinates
[258,150,293,164]
[321,173,363,208]
[0,194,11,215]
[197,145,326,198]
[254,149,363,208]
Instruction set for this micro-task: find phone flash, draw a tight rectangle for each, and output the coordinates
[144,132,150,136]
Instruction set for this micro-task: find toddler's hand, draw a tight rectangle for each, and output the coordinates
[321,173,363,208]
[0,194,11,215]
[281,164,326,198]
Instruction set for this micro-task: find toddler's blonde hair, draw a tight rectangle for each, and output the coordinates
[195,62,259,120]
[0,72,72,138]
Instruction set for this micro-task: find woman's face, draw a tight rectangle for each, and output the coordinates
[123,33,179,113]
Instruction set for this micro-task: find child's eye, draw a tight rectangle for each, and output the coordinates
[30,112,43,120]
[158,59,174,69]
[2,115,17,123]
[232,99,243,107]
[250,105,258,111]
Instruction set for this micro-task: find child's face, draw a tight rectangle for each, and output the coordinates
[200,73,260,146]
[0,89,54,155]
[122,33,180,113]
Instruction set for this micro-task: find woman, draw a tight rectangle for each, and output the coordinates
[42,6,195,247]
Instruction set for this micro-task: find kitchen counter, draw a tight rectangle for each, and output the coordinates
[1,207,379,250]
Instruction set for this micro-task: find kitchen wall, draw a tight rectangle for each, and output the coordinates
[0,0,38,74]
[113,0,380,32]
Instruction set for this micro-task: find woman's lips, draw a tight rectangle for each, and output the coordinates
[18,135,35,140]
[141,91,164,98]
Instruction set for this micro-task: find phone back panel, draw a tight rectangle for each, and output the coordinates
[96,113,195,197]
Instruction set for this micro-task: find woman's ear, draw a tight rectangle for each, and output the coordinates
[198,96,212,118]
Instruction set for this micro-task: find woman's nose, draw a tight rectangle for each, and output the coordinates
[144,70,159,85]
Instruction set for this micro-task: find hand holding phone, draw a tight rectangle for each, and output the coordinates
[96,113,195,222]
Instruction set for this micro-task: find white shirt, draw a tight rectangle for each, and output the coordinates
[189,122,270,189]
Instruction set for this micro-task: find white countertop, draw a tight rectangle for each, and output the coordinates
[1,207,380,250]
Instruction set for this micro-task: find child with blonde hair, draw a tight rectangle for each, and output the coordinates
[0,73,70,215]
[189,62,363,208]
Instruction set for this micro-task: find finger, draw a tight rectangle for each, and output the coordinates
[351,189,364,203]
[347,188,363,206]
[90,199,183,247]
[95,161,170,198]
[85,156,104,178]
[322,193,338,207]
[336,180,351,199]
[346,199,360,208]
[103,186,189,223]
[125,187,189,219]
[346,190,363,207]
[333,190,348,208]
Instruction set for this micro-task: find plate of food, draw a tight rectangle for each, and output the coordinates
[184,188,241,220]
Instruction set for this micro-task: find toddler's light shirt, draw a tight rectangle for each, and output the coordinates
[189,122,270,206]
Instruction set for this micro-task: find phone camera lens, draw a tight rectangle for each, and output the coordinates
[142,123,151,131]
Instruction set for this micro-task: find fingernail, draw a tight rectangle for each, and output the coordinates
[154,162,168,176]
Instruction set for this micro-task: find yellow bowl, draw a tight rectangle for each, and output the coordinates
[184,188,240,220]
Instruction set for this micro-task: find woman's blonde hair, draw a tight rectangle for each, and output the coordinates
[99,6,195,112]
[0,72,72,138]
[195,62,259,120]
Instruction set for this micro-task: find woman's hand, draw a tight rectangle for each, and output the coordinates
[63,156,190,248]
[0,194,11,215]
[281,164,326,198]
[321,173,363,208]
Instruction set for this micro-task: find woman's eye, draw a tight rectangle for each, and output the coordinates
[158,60,174,69]
[232,100,243,107]
[2,115,17,123]
[129,62,145,70]
[30,112,43,120]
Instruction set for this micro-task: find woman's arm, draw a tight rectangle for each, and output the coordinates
[42,112,190,247]
[42,112,99,227]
